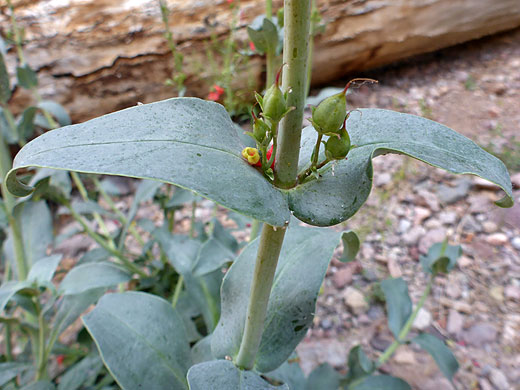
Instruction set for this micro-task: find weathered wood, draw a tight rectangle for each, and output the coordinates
[2,0,519,122]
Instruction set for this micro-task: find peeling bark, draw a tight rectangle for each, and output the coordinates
[1,0,519,122]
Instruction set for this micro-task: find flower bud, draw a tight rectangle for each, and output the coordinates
[325,128,351,160]
[311,92,346,135]
[257,65,291,123]
[242,147,261,165]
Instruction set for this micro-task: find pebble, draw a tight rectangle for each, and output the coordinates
[447,309,465,335]
[398,218,412,233]
[375,172,392,187]
[403,226,426,245]
[486,233,508,246]
[436,179,471,204]
[413,206,431,225]
[418,228,447,253]
[462,323,498,346]
[343,287,368,315]
[387,257,402,278]
[482,221,498,233]
[504,284,520,301]
[393,348,416,365]
[446,283,462,299]
[439,211,457,224]
[478,378,493,390]
[511,172,520,188]
[489,368,510,390]
[412,308,432,331]
[512,236,520,250]
[416,189,440,211]
[367,305,385,321]
[332,264,356,289]
[489,286,504,302]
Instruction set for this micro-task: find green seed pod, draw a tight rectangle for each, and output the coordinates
[253,116,270,143]
[325,128,351,160]
[262,83,287,122]
[311,92,347,135]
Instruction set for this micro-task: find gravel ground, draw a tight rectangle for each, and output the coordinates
[297,27,520,390]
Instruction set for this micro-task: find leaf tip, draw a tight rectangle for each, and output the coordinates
[5,169,35,197]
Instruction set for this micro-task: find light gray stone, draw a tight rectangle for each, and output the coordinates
[489,368,510,390]
[343,287,368,315]
[412,308,432,331]
[447,309,465,335]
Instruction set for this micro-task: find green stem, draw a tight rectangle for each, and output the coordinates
[376,275,434,367]
[297,156,330,184]
[189,200,197,238]
[0,129,27,280]
[66,203,146,278]
[305,0,318,97]
[171,275,184,309]
[5,324,13,361]
[311,133,323,168]
[7,0,25,65]
[235,0,310,370]
[273,0,311,188]
[235,224,287,369]
[35,307,47,380]
[265,0,272,20]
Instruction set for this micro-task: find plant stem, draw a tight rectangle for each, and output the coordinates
[235,0,310,370]
[189,200,197,238]
[249,219,261,241]
[0,129,27,280]
[35,307,47,380]
[171,275,184,309]
[265,0,272,20]
[305,0,318,97]
[311,133,322,168]
[235,224,286,369]
[7,0,25,65]
[297,156,330,183]
[376,275,434,368]
[273,0,311,188]
[65,203,146,277]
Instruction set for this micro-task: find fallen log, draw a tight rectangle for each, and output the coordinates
[1,0,519,122]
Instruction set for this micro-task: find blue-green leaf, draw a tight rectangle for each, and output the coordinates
[57,353,103,390]
[380,278,412,339]
[17,106,37,141]
[16,64,38,89]
[20,381,55,390]
[289,109,513,226]
[187,360,288,390]
[27,254,62,285]
[60,263,131,295]
[344,345,373,383]
[348,375,411,390]
[191,335,214,365]
[192,237,235,276]
[412,333,459,381]
[83,292,192,390]
[212,225,345,372]
[419,242,462,275]
[0,280,32,312]
[339,230,360,262]
[266,356,306,390]
[38,100,71,127]
[6,98,290,227]
[247,16,279,54]
[0,362,32,387]
[305,363,340,390]
[0,52,10,104]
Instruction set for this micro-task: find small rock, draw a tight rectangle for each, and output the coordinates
[478,378,493,390]
[387,257,402,278]
[436,179,471,204]
[505,284,520,301]
[489,368,510,390]
[393,348,416,365]
[375,172,392,187]
[482,221,498,233]
[461,215,481,233]
[446,309,465,335]
[403,226,426,245]
[473,176,499,190]
[367,305,385,320]
[418,228,447,254]
[511,172,520,188]
[462,323,497,346]
[439,211,457,225]
[332,263,359,289]
[511,236,520,250]
[486,233,508,246]
[413,206,431,225]
[489,286,504,302]
[320,318,333,330]
[446,283,462,299]
[398,218,412,233]
[416,189,440,211]
[412,308,432,331]
[458,256,472,267]
[343,287,368,315]
[422,378,452,390]
[370,335,392,352]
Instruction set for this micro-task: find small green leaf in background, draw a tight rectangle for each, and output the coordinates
[266,356,306,390]
[36,100,72,127]
[192,237,235,277]
[0,362,33,387]
[247,16,279,54]
[305,363,340,390]
[27,254,62,285]
[16,64,38,89]
[19,381,56,390]
[0,52,11,104]
[338,230,360,262]
[344,345,373,384]
[420,242,462,275]
[348,375,411,390]
[381,278,412,339]
[191,335,214,365]
[57,353,103,390]
[187,360,289,390]
[59,263,131,295]
[83,292,192,390]
[412,333,459,381]
[17,106,37,141]
[0,280,32,312]
[30,168,72,203]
